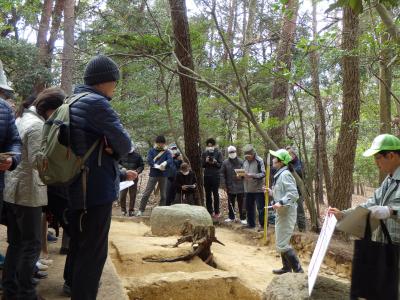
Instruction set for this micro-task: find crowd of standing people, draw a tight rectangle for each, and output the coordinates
[0,53,308,300]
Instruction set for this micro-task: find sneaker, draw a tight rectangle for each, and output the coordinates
[121,211,127,216]
[47,233,58,243]
[224,218,233,223]
[128,211,134,217]
[240,219,247,225]
[39,258,53,266]
[62,282,71,296]
[36,261,49,271]
[34,271,48,279]
[135,211,143,217]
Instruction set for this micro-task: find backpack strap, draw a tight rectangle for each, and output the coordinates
[65,92,91,105]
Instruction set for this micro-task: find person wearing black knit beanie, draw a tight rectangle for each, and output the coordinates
[64,55,134,300]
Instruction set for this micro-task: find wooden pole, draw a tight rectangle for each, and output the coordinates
[264,153,271,242]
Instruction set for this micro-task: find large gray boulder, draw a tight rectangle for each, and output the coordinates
[150,204,213,236]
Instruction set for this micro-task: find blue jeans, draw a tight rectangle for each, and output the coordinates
[245,192,265,228]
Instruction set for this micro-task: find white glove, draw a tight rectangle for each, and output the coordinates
[158,161,167,171]
[369,205,391,220]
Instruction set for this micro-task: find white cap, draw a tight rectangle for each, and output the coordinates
[227,145,236,152]
[0,60,13,92]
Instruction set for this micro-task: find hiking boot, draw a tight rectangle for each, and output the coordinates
[128,211,134,217]
[59,247,69,255]
[272,252,292,275]
[286,249,304,273]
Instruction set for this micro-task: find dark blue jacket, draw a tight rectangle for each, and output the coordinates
[147,147,173,177]
[68,85,131,209]
[167,154,182,179]
[0,98,21,190]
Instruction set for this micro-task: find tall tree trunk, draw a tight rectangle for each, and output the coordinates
[268,0,299,147]
[237,0,256,154]
[331,7,361,210]
[379,32,392,135]
[310,0,332,204]
[48,0,66,66]
[35,0,54,93]
[60,0,75,95]
[222,0,237,62]
[379,31,392,183]
[169,0,203,206]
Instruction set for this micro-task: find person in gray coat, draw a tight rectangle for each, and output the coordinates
[241,144,266,229]
[3,87,65,300]
[220,145,246,224]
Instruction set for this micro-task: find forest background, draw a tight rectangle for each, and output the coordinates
[1,0,399,230]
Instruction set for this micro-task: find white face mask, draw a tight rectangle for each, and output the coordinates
[206,146,214,152]
[228,153,237,159]
[182,171,189,175]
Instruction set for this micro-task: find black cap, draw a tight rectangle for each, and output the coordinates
[84,55,120,86]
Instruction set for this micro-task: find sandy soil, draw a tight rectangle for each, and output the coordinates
[0,226,127,300]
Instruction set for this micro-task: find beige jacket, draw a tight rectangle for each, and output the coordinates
[4,107,47,207]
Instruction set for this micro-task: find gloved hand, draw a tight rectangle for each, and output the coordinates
[267,188,273,197]
[369,205,391,219]
[159,161,167,171]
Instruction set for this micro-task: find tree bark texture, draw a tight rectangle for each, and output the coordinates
[331,7,361,210]
[169,0,203,206]
[310,0,332,204]
[35,0,54,92]
[268,0,299,147]
[60,0,75,95]
[48,0,66,67]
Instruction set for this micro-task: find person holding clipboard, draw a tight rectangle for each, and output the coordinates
[268,149,304,275]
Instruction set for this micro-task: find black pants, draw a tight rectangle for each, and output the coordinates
[166,177,177,206]
[227,193,245,220]
[2,202,42,300]
[296,196,306,231]
[245,193,265,228]
[67,203,112,300]
[119,178,138,212]
[204,176,220,215]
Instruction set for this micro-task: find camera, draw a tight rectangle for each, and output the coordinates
[207,151,214,162]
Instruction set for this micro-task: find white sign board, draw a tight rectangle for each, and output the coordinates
[308,212,337,296]
[119,180,134,192]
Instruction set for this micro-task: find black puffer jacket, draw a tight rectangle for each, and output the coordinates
[120,151,144,174]
[0,98,21,190]
[68,85,131,209]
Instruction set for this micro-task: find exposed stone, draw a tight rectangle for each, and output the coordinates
[150,204,213,236]
[264,273,349,300]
